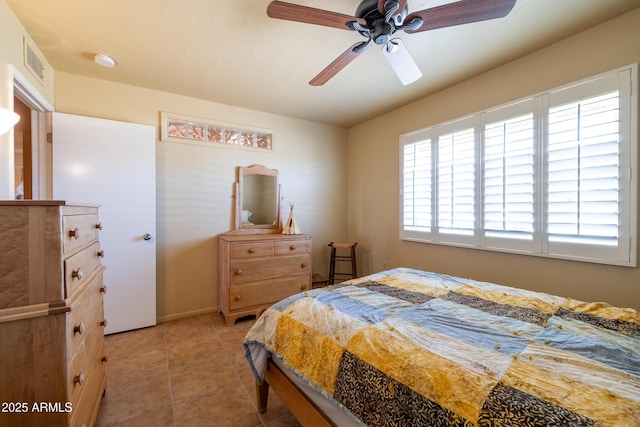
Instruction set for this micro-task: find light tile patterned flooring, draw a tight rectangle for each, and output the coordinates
[96,313,301,426]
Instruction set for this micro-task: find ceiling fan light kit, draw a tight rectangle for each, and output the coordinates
[382,39,422,85]
[267,0,516,86]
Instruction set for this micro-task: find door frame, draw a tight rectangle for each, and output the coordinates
[12,66,53,200]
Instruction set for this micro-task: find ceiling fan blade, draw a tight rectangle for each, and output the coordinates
[309,42,368,86]
[404,0,516,33]
[381,39,422,85]
[377,0,408,16]
[267,1,365,30]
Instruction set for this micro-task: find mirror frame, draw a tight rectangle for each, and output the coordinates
[235,165,281,232]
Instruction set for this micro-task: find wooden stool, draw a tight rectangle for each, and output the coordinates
[328,242,358,285]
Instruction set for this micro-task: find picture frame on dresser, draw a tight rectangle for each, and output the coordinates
[217,165,312,326]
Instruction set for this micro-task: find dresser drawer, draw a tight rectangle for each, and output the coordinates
[229,276,310,310]
[62,214,100,255]
[68,337,94,410]
[64,241,103,298]
[70,341,106,427]
[68,269,105,366]
[229,241,274,259]
[275,239,311,255]
[68,339,105,426]
[230,254,311,285]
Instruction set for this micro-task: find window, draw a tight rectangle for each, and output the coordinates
[160,112,273,150]
[400,65,637,266]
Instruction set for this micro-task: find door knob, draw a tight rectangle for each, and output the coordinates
[143,233,152,241]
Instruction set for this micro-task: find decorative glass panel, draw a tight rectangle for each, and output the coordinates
[167,119,187,139]
[225,129,239,145]
[188,122,205,141]
[240,132,254,147]
[207,126,223,143]
[161,112,273,150]
[257,134,272,149]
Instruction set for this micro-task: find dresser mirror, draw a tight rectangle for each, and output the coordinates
[235,165,280,231]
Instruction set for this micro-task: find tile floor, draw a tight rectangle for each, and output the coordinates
[95,313,301,427]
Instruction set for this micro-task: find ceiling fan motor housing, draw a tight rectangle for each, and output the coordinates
[355,0,408,45]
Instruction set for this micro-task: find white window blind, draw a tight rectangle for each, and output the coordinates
[399,65,636,267]
[437,126,476,237]
[547,92,619,245]
[484,112,535,240]
[402,139,432,233]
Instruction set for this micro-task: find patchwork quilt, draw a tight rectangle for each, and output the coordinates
[243,268,640,426]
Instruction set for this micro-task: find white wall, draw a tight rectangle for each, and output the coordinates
[54,73,348,321]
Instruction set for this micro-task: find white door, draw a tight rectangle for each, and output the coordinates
[52,112,156,334]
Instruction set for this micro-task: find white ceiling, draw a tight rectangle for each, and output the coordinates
[6,0,640,128]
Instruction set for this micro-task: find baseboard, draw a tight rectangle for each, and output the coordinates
[157,306,219,323]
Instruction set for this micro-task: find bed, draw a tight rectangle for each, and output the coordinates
[243,268,640,426]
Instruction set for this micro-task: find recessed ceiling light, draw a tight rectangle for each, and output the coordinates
[94,53,116,68]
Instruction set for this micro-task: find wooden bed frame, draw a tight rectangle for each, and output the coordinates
[256,357,336,427]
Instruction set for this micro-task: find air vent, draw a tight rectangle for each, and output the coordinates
[24,38,44,84]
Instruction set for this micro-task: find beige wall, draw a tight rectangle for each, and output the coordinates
[53,73,349,321]
[347,8,640,310]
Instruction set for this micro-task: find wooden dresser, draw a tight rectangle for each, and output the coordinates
[0,201,107,427]
[218,233,312,326]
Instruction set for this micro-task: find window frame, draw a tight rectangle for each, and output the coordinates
[399,64,637,267]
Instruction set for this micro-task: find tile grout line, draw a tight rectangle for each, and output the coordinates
[163,324,178,427]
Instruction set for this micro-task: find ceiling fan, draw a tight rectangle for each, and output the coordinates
[267,0,516,86]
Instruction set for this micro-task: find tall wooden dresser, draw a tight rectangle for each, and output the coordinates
[218,233,312,326]
[0,201,107,427]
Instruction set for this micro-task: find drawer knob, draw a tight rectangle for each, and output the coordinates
[74,372,85,386]
[248,248,255,254]
[102,355,108,364]
[234,295,241,301]
[290,245,296,250]
[73,322,85,336]
[101,319,108,328]
[69,227,80,240]
[301,263,307,268]
[72,268,84,280]
[100,285,108,294]
[97,250,105,258]
[95,222,103,230]
[236,269,243,276]
[300,285,307,290]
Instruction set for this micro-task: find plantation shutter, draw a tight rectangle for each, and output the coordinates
[437,124,476,240]
[402,138,432,234]
[547,80,620,247]
[399,66,635,266]
[484,102,535,246]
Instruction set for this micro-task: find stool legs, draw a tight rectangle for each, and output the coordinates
[328,245,337,286]
[328,242,357,285]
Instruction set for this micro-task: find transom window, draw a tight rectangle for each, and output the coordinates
[400,65,637,267]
